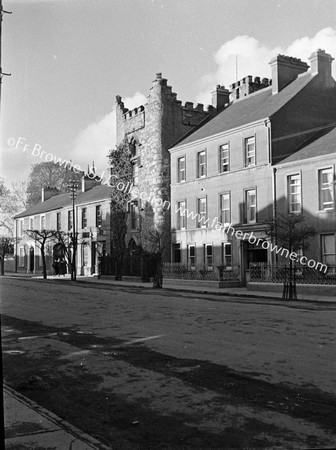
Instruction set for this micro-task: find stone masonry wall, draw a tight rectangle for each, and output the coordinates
[115,73,214,250]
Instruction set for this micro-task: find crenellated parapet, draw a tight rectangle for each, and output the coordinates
[115,95,146,136]
[230,75,271,101]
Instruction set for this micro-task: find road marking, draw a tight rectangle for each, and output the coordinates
[125,335,165,345]
[3,350,26,355]
[60,350,91,359]
[18,332,58,340]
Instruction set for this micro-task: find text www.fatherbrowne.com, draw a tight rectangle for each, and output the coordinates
[9,136,327,274]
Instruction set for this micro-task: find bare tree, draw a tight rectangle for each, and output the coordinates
[0,237,14,276]
[52,231,74,279]
[26,162,82,207]
[266,212,316,299]
[25,229,55,279]
[141,208,171,289]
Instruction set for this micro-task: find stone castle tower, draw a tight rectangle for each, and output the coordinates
[115,73,229,240]
[115,73,230,269]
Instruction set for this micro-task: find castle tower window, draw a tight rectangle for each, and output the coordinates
[133,164,139,186]
[130,202,139,230]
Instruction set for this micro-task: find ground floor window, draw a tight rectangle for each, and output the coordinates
[204,244,213,270]
[321,234,336,266]
[188,245,195,268]
[19,247,25,267]
[222,242,232,269]
[82,245,89,266]
[172,243,181,263]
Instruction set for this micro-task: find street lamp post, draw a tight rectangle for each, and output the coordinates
[67,180,79,281]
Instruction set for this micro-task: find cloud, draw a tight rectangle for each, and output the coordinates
[197,27,336,105]
[70,91,147,176]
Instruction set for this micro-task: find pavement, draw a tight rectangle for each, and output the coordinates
[3,385,111,450]
[4,272,336,302]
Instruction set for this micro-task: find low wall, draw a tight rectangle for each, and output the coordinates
[247,282,336,297]
[163,278,241,289]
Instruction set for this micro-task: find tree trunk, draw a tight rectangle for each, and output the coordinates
[152,256,163,289]
[0,254,4,276]
[115,254,123,281]
[41,244,47,279]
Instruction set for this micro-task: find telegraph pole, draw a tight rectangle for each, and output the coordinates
[0,0,12,106]
[67,180,79,281]
[0,3,11,447]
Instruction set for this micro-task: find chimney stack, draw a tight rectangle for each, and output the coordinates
[309,49,334,85]
[42,187,59,202]
[82,173,100,192]
[269,55,309,95]
[211,85,230,110]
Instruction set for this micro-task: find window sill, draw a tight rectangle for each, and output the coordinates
[317,208,335,213]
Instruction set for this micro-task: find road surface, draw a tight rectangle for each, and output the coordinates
[1,277,336,449]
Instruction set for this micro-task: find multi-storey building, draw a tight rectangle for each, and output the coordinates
[169,50,336,281]
[275,126,336,269]
[14,178,112,276]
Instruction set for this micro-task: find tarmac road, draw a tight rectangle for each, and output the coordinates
[1,277,336,449]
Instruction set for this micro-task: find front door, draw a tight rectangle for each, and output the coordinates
[29,247,34,272]
[91,243,96,274]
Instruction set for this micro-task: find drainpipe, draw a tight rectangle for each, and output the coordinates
[14,220,17,273]
[273,167,277,265]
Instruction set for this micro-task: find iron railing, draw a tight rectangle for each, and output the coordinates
[250,263,336,285]
[162,262,240,281]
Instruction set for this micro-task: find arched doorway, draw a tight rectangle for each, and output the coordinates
[127,238,140,276]
[29,247,34,272]
[53,243,67,274]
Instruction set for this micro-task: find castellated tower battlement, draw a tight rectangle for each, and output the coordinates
[115,72,214,141]
[230,75,271,101]
[114,72,220,255]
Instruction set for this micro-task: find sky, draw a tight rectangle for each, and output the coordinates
[1,0,336,186]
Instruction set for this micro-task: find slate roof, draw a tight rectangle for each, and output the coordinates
[173,71,315,148]
[15,184,113,219]
[279,126,336,164]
